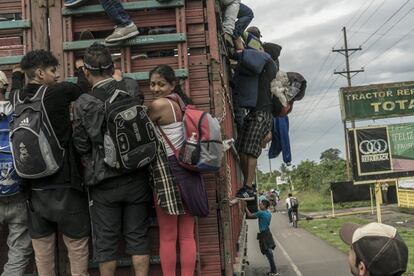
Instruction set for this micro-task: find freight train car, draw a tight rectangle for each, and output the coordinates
[0,0,247,275]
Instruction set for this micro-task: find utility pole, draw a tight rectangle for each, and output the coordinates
[333,27,364,86]
[332,26,364,179]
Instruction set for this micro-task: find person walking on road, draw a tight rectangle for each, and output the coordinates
[245,199,279,276]
[285,193,298,225]
[340,222,408,276]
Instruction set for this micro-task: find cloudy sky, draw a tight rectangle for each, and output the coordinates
[241,0,414,172]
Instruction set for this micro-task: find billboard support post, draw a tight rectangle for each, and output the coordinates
[375,182,382,223]
[369,185,374,215]
[330,189,335,218]
[343,121,351,179]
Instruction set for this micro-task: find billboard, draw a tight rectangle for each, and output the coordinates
[398,177,414,190]
[348,123,414,181]
[340,81,414,121]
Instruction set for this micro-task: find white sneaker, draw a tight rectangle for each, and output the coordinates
[105,23,139,43]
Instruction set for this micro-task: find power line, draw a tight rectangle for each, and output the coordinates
[363,26,414,67]
[304,31,343,98]
[290,104,340,118]
[349,0,377,29]
[362,6,414,54]
[292,120,343,161]
[359,0,410,46]
[290,75,340,132]
[349,0,386,40]
[289,59,344,130]
[346,1,375,28]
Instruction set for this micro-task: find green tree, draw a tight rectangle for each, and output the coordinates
[287,148,348,193]
[320,148,342,162]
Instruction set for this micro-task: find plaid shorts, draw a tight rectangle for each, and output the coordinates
[237,110,273,158]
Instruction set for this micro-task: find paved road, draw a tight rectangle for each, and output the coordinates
[245,211,351,276]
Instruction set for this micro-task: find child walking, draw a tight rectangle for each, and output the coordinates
[245,199,279,276]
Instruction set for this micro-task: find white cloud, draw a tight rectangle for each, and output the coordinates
[242,0,414,172]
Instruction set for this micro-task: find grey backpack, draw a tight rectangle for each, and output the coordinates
[10,85,64,179]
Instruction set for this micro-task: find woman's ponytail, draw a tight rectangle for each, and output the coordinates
[173,84,192,105]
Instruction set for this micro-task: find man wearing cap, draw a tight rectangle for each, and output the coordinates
[340,222,408,276]
[241,26,264,51]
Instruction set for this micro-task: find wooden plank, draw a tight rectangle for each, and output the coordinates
[49,0,65,81]
[62,0,185,16]
[0,19,31,30]
[30,0,48,50]
[0,55,23,65]
[65,69,188,82]
[63,33,186,51]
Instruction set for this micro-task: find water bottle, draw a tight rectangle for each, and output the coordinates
[183,132,197,164]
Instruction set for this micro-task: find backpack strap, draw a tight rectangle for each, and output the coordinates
[90,87,110,102]
[156,125,180,158]
[165,93,186,112]
[166,99,178,123]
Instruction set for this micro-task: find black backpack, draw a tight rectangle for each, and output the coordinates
[290,197,299,208]
[10,85,65,179]
[92,83,157,172]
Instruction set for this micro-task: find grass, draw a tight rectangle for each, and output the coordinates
[300,216,414,274]
[281,191,371,213]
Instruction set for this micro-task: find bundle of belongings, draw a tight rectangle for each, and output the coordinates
[270,71,307,117]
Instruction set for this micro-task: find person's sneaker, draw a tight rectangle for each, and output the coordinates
[64,0,88,8]
[235,186,255,201]
[105,23,139,43]
[267,273,280,276]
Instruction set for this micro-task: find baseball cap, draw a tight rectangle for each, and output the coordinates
[0,70,8,86]
[246,26,262,38]
[340,222,408,276]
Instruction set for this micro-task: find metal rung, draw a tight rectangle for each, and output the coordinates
[0,20,31,30]
[66,69,188,83]
[0,55,23,65]
[62,0,184,16]
[88,256,161,269]
[124,68,188,80]
[63,33,186,51]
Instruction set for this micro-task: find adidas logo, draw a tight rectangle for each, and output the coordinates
[19,117,30,127]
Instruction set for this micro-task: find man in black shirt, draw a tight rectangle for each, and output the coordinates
[15,50,90,276]
[73,43,151,276]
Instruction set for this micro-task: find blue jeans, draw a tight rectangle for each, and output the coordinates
[233,3,254,38]
[288,208,298,223]
[100,0,131,27]
[265,248,277,273]
[0,194,32,276]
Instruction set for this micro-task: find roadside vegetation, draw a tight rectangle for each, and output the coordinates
[257,148,371,212]
[257,148,413,274]
[300,216,414,274]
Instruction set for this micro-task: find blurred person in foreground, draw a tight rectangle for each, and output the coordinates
[340,222,408,276]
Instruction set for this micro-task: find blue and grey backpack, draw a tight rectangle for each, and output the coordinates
[0,101,20,196]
